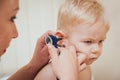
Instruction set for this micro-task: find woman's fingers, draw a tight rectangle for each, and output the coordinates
[79,63,87,71]
[37,30,54,50]
[47,44,59,63]
[78,54,87,71]
[48,42,87,73]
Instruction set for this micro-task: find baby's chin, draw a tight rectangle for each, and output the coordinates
[84,59,96,65]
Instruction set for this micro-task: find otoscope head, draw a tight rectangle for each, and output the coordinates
[45,35,62,48]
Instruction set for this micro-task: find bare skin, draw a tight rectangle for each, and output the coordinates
[0,0,52,80]
[34,17,109,80]
[35,44,87,80]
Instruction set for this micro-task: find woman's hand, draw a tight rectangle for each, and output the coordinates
[8,31,55,80]
[47,44,86,80]
[29,30,53,68]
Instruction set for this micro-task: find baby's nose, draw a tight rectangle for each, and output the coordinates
[91,44,100,53]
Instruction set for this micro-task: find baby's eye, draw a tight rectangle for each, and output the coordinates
[84,40,92,44]
[99,40,104,44]
[11,16,16,22]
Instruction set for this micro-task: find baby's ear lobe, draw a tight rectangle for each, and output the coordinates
[57,39,69,48]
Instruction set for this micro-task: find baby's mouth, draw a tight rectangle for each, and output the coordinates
[85,58,97,65]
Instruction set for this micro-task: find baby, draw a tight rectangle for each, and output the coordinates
[35,0,109,80]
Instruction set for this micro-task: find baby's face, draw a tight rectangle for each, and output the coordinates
[66,18,109,65]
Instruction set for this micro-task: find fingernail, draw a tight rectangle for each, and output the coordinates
[46,43,50,47]
[47,43,51,48]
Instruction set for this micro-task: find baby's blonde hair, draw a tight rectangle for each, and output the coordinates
[57,0,104,30]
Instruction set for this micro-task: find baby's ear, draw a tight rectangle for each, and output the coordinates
[55,30,67,47]
[54,30,66,38]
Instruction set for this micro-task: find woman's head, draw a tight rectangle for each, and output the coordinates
[0,0,19,56]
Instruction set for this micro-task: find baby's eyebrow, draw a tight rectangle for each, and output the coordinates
[82,37,94,40]
[101,36,106,40]
[84,37,106,41]
[103,38,106,41]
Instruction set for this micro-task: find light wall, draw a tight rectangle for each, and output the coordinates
[0,0,120,80]
[92,0,120,80]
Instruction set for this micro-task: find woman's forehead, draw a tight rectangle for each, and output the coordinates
[0,0,19,13]
[0,0,19,8]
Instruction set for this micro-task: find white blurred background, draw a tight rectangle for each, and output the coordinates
[0,0,120,80]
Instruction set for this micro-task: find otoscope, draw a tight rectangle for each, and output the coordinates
[45,35,62,48]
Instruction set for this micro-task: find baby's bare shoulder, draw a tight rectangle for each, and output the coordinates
[34,63,56,80]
